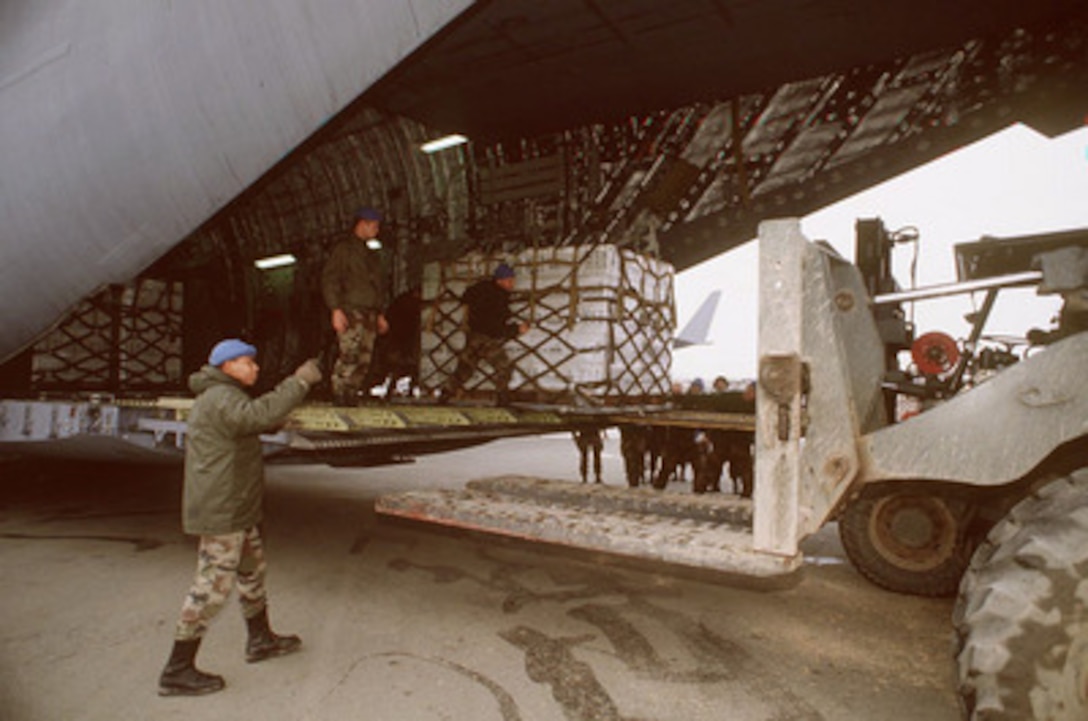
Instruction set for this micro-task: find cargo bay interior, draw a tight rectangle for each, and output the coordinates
[2,0,1086,396]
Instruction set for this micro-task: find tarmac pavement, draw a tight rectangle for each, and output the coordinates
[0,432,960,720]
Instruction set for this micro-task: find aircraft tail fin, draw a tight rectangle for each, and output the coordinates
[674,290,721,349]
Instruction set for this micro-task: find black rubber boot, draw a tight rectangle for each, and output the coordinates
[245,608,301,663]
[158,638,225,697]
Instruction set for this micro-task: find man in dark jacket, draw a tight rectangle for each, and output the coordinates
[322,206,388,405]
[158,339,321,697]
[442,263,528,405]
[363,286,421,397]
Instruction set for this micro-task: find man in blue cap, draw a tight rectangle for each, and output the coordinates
[442,262,528,405]
[158,340,321,696]
[321,207,388,405]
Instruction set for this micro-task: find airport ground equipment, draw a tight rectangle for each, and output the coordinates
[378,219,1088,720]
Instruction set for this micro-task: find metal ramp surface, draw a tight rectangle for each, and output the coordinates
[376,476,801,579]
[0,398,568,465]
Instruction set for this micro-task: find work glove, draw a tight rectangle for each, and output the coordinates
[294,358,323,386]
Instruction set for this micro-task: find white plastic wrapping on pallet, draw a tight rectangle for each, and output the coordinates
[419,245,675,404]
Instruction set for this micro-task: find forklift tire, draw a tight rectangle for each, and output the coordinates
[838,487,975,597]
[953,469,1088,720]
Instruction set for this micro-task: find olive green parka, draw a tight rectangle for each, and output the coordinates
[182,365,310,535]
[321,238,385,312]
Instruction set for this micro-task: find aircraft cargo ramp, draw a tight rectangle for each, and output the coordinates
[0,397,568,466]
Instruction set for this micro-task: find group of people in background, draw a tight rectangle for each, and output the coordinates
[618,375,756,496]
[578,373,757,493]
[673,374,740,396]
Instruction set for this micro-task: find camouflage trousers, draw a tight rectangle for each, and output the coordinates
[174,526,268,641]
[447,331,513,392]
[332,308,379,402]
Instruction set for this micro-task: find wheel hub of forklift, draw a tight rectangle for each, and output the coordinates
[868,495,957,572]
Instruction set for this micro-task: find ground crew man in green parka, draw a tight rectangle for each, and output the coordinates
[158,339,322,697]
[322,206,388,405]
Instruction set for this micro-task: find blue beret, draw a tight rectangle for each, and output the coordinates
[493,263,515,280]
[354,207,383,222]
[209,339,257,367]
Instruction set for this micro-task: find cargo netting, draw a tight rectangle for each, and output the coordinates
[420,245,675,407]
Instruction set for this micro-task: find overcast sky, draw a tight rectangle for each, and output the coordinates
[671,123,1088,385]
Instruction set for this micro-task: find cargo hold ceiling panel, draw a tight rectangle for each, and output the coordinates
[180,0,1086,283]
